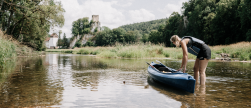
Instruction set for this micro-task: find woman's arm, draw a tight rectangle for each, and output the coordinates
[179,40,188,73]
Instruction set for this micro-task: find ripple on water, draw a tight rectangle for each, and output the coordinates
[1,54,251,108]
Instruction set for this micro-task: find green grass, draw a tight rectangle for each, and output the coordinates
[46,42,251,61]
[211,42,251,61]
[0,36,16,65]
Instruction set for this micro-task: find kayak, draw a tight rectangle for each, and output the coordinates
[147,61,195,93]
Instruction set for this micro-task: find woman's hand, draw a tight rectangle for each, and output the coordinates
[177,67,186,73]
[177,67,183,71]
[183,67,186,73]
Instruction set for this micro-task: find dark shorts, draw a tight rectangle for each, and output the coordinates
[197,44,211,60]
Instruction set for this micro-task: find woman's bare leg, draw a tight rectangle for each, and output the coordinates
[193,58,200,84]
[199,59,209,85]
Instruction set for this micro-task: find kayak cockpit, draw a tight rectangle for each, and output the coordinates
[151,64,182,74]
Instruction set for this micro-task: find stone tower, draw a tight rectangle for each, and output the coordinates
[91,15,101,32]
[92,15,99,22]
[69,15,101,48]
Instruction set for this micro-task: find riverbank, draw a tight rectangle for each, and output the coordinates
[46,42,251,61]
[0,31,40,87]
[0,31,44,65]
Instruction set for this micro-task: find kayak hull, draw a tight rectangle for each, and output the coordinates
[147,62,196,93]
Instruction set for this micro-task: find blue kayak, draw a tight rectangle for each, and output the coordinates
[147,62,195,93]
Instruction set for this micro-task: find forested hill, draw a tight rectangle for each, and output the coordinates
[119,18,167,34]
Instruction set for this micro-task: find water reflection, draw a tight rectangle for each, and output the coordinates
[0,57,63,107]
[0,53,250,107]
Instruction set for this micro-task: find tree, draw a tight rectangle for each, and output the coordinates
[85,41,94,46]
[141,33,149,43]
[57,30,63,47]
[148,30,161,44]
[240,0,251,41]
[62,33,69,48]
[112,28,126,43]
[71,17,90,37]
[0,0,65,51]
[119,18,167,35]
[162,12,182,47]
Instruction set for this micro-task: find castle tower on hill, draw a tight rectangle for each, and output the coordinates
[92,15,99,22]
[69,15,101,49]
[91,15,101,32]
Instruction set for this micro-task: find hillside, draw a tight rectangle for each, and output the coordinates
[119,18,167,35]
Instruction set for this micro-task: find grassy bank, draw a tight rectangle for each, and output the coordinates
[0,30,42,65]
[46,42,251,61]
[0,32,17,65]
[211,42,251,61]
[46,43,195,59]
[0,30,43,87]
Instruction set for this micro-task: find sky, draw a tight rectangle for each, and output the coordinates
[52,0,189,38]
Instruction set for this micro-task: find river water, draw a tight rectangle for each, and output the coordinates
[0,53,250,108]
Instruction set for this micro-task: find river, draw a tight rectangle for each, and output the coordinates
[0,53,250,107]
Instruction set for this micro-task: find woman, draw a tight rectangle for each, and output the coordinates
[170,35,211,85]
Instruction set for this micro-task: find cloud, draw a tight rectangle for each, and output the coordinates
[114,1,132,7]
[158,0,187,17]
[128,9,155,23]
[52,0,125,37]
[51,0,158,38]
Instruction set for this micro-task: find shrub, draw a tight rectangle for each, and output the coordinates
[157,47,163,54]
[97,51,117,58]
[74,41,82,47]
[163,51,170,57]
[177,54,183,59]
[0,37,16,65]
[91,50,100,55]
[240,53,248,61]
[78,49,90,55]
[231,51,241,58]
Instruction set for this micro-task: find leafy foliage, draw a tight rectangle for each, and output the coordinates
[146,0,251,46]
[71,17,91,36]
[58,33,69,48]
[119,18,167,35]
[95,27,142,46]
[0,0,65,51]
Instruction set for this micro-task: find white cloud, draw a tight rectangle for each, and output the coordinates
[114,2,132,7]
[158,0,187,17]
[51,0,187,38]
[52,0,126,38]
[128,9,155,23]
[161,4,180,17]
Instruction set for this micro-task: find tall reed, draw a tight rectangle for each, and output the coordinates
[210,42,251,60]
[0,31,16,65]
[46,42,251,61]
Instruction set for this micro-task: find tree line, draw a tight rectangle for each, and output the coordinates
[96,0,251,47]
[94,27,142,46]
[70,17,166,47]
[148,0,251,47]
[0,0,65,51]
[57,30,70,49]
[119,18,167,35]
[70,0,251,47]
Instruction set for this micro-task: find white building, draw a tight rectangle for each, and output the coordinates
[45,33,59,49]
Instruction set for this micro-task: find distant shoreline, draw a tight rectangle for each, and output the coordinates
[46,42,251,62]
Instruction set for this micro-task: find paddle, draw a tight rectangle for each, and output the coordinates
[146,62,171,73]
[155,60,176,72]
[146,62,159,71]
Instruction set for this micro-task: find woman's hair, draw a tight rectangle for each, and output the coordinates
[170,35,180,47]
